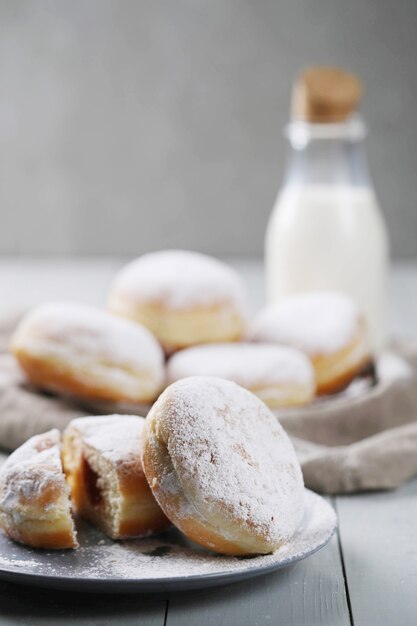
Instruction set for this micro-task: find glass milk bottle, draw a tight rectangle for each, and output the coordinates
[265,67,389,352]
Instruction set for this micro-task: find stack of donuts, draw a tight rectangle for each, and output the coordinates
[11,249,374,412]
[0,250,374,554]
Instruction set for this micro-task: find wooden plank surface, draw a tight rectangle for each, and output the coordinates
[0,582,168,626]
[167,519,351,626]
[337,477,417,626]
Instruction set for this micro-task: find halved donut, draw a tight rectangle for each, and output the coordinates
[0,430,77,549]
[62,415,169,539]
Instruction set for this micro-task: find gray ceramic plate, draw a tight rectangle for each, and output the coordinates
[0,489,336,593]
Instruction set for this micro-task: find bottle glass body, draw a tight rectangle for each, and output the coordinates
[265,117,390,352]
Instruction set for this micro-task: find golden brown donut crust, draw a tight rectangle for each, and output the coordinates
[166,343,316,408]
[0,430,77,550]
[11,303,165,405]
[107,250,247,353]
[250,294,372,397]
[312,320,371,395]
[110,300,245,353]
[14,349,160,405]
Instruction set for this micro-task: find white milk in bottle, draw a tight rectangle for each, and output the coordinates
[265,67,389,351]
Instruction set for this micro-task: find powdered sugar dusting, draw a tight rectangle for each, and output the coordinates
[12,302,164,379]
[109,250,247,310]
[250,292,360,355]
[0,430,65,515]
[167,343,315,388]
[0,490,336,587]
[152,376,304,546]
[67,415,145,464]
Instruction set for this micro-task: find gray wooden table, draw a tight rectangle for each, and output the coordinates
[0,258,416,626]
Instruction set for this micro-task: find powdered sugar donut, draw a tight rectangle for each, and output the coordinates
[0,429,77,549]
[11,303,165,405]
[107,250,247,352]
[250,292,372,395]
[167,343,315,408]
[62,415,169,539]
[142,376,304,555]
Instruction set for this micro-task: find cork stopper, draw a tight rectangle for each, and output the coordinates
[292,66,363,123]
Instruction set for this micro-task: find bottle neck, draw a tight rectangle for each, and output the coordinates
[283,116,373,188]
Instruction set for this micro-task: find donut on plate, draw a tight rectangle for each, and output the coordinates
[167,343,315,408]
[249,292,372,396]
[11,302,165,405]
[142,376,304,555]
[107,250,247,352]
[62,415,169,539]
[0,430,77,549]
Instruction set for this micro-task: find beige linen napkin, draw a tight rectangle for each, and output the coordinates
[1,313,417,494]
[276,345,417,493]
[0,355,85,450]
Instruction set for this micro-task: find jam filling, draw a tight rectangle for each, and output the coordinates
[82,456,102,506]
[358,359,378,387]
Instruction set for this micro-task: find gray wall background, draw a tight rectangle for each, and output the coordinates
[1,0,416,258]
